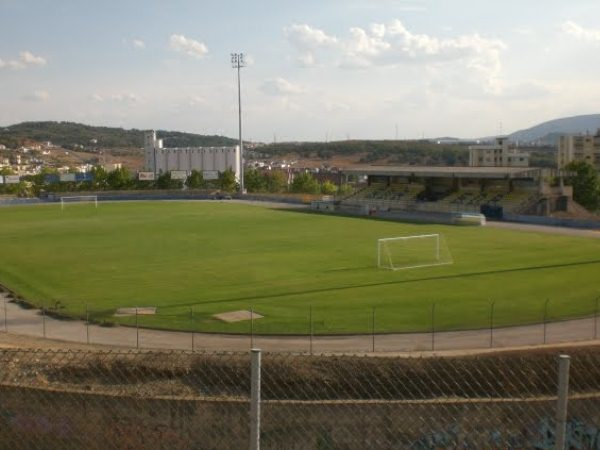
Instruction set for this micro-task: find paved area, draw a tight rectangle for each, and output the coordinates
[1,292,598,353]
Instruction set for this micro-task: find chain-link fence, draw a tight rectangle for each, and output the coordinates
[3,290,600,353]
[1,348,600,449]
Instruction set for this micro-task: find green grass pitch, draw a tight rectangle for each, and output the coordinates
[0,200,599,334]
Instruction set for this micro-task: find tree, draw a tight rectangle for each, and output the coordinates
[321,180,338,195]
[185,170,205,189]
[564,161,600,211]
[91,165,108,189]
[156,171,183,190]
[106,167,132,190]
[218,168,238,192]
[290,171,320,194]
[337,184,354,196]
[265,170,287,193]
[244,168,266,192]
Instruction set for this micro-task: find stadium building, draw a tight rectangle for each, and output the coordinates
[144,130,240,180]
[337,165,577,220]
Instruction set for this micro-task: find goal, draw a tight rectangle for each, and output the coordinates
[60,195,98,210]
[377,234,453,270]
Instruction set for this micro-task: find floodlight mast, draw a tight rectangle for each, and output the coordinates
[231,52,246,193]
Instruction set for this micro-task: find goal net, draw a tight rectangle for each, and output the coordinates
[60,195,98,210]
[377,234,453,270]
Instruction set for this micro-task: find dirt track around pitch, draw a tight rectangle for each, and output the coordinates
[1,290,600,354]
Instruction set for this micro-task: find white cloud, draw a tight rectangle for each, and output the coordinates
[133,39,146,49]
[89,92,140,103]
[22,90,50,102]
[169,34,208,58]
[284,24,338,67]
[562,20,600,43]
[187,95,207,107]
[20,51,46,66]
[260,78,305,96]
[110,93,140,103]
[284,19,506,92]
[0,51,46,70]
[89,93,104,102]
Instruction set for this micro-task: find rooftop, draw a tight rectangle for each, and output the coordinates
[341,165,545,179]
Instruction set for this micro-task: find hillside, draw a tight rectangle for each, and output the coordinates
[509,114,600,145]
[256,140,470,166]
[0,121,237,150]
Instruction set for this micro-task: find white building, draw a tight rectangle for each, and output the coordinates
[469,137,530,167]
[557,131,600,171]
[144,130,240,180]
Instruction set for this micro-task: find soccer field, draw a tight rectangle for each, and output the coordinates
[1,201,599,334]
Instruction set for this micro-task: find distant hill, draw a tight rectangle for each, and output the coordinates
[0,121,237,149]
[508,114,600,145]
[258,140,470,166]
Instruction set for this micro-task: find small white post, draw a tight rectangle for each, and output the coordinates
[250,348,261,450]
[135,306,139,349]
[309,305,313,355]
[3,296,7,332]
[42,304,46,338]
[86,304,90,345]
[556,354,570,450]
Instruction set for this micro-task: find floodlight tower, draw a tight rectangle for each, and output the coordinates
[231,52,246,193]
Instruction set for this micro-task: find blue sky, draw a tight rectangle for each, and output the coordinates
[2,0,600,141]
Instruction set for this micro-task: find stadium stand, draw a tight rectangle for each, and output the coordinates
[337,166,576,220]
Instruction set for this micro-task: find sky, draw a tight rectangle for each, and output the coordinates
[1,0,600,142]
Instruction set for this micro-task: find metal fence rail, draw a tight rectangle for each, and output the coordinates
[1,348,600,449]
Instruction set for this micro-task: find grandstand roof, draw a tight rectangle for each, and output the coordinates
[342,165,543,179]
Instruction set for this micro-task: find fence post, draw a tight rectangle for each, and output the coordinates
[489,300,495,348]
[555,354,571,450]
[42,304,46,338]
[594,297,599,340]
[190,307,195,351]
[250,307,254,349]
[309,305,313,355]
[250,348,262,450]
[86,304,90,345]
[543,299,549,345]
[431,302,436,351]
[3,296,7,332]
[135,306,139,349]
[371,307,376,353]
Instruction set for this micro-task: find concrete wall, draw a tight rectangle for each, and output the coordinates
[503,213,600,229]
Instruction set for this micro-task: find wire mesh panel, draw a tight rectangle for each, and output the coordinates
[565,350,600,448]
[258,352,568,449]
[0,348,599,449]
[0,350,251,449]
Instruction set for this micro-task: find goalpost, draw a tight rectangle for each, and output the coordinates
[377,234,453,270]
[60,195,98,210]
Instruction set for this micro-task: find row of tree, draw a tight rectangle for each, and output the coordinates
[0,166,342,197]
